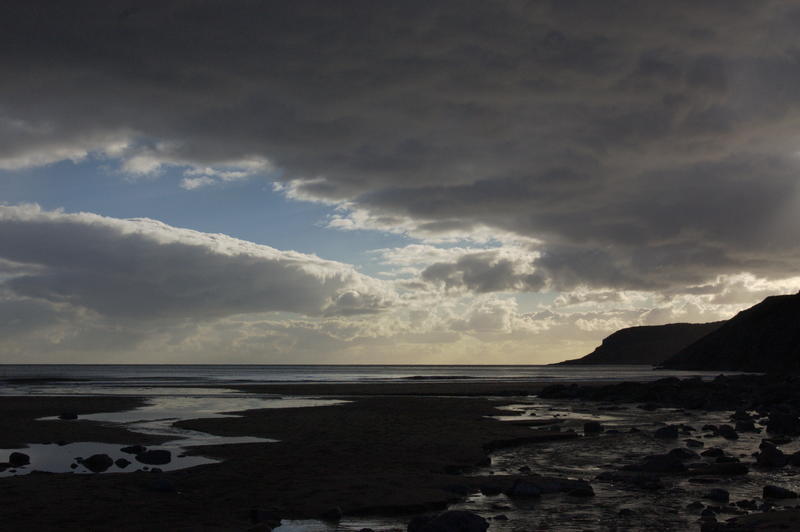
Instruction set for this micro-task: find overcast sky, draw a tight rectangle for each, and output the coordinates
[2,1,800,364]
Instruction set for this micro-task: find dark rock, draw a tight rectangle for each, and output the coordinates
[69,463,77,469]
[668,448,700,460]
[687,501,705,511]
[702,424,719,432]
[135,449,172,465]
[505,479,542,497]
[567,485,595,497]
[654,425,679,439]
[250,508,282,527]
[767,413,800,436]
[734,419,759,433]
[556,322,723,365]
[58,412,78,420]
[763,485,798,499]
[703,489,730,503]
[701,448,725,458]
[82,454,113,473]
[735,499,758,510]
[408,510,489,532]
[626,454,687,473]
[493,515,508,521]
[788,451,800,467]
[685,439,704,448]
[583,421,603,434]
[660,293,800,372]
[114,458,131,469]
[756,443,787,467]
[717,425,738,440]
[120,445,147,454]
[618,508,635,517]
[517,465,531,474]
[8,452,29,467]
[715,456,739,463]
[689,462,749,475]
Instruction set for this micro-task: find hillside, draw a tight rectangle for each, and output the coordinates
[661,292,800,372]
[557,322,724,365]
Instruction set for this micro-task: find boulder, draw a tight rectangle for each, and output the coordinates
[408,511,489,532]
[8,452,30,467]
[82,454,113,473]
[505,479,542,497]
[120,445,147,455]
[701,448,724,458]
[767,413,800,436]
[668,448,700,460]
[115,458,131,469]
[717,425,739,440]
[703,489,730,503]
[685,439,704,448]
[135,449,172,465]
[654,425,679,439]
[583,421,603,434]
[756,443,787,467]
[763,485,798,499]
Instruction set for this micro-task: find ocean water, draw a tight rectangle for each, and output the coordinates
[0,363,738,391]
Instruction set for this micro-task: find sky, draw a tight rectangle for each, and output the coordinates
[2,0,800,364]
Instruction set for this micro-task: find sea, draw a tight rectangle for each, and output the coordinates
[0,363,736,392]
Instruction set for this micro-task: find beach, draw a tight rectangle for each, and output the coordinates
[2,375,800,531]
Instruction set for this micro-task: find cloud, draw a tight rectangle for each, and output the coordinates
[3,1,800,294]
[0,204,395,319]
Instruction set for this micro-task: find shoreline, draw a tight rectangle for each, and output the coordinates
[1,376,798,531]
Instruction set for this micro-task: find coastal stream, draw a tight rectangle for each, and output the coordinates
[0,389,347,477]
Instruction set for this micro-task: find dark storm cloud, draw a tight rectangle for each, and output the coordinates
[3,0,800,291]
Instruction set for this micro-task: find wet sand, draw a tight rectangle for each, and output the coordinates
[2,378,797,531]
[0,381,575,531]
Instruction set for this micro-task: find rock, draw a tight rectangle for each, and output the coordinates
[735,419,759,432]
[685,439,704,448]
[767,413,800,436]
[120,445,147,454]
[114,458,131,469]
[493,515,508,521]
[517,465,531,474]
[763,485,798,498]
[715,456,739,463]
[689,462,749,475]
[701,448,725,458]
[69,463,77,469]
[567,485,594,497]
[703,489,730,503]
[717,425,739,440]
[736,499,758,510]
[250,508,282,528]
[408,510,489,532]
[702,424,719,432]
[756,443,787,467]
[628,454,687,473]
[58,412,78,420]
[788,451,800,467]
[618,508,635,517]
[654,425,679,439]
[506,479,542,497]
[82,454,113,473]
[583,421,603,434]
[668,448,700,460]
[8,452,30,467]
[687,501,705,511]
[135,449,172,465]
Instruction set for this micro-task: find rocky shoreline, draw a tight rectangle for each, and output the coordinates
[2,377,800,530]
